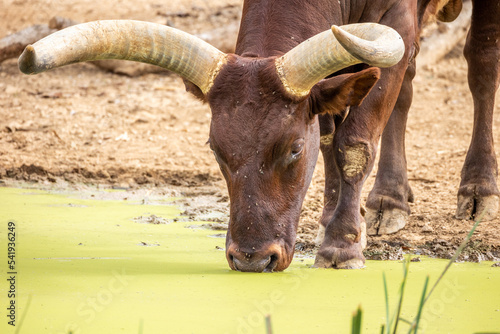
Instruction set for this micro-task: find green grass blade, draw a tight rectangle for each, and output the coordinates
[265,314,273,334]
[423,213,483,305]
[14,294,32,334]
[138,318,144,334]
[392,256,411,334]
[411,276,430,334]
[408,210,484,331]
[380,324,385,334]
[383,273,390,334]
[351,306,363,334]
[398,318,413,325]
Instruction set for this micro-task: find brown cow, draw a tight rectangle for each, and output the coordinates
[365,0,500,235]
[17,0,476,272]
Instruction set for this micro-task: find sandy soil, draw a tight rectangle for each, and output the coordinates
[1,0,499,262]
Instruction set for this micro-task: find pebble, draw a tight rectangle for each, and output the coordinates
[422,224,433,233]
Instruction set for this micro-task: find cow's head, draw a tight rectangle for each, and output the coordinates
[19,20,404,272]
[202,56,382,272]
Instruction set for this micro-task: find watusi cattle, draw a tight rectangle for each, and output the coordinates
[364,0,500,235]
[18,0,498,272]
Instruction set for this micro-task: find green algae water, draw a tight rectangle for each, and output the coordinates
[0,186,499,334]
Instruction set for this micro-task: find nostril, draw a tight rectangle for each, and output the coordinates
[264,254,278,273]
[233,257,243,271]
[228,253,237,270]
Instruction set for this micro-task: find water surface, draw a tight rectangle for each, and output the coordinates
[0,187,498,333]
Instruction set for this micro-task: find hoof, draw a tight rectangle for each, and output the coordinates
[313,222,366,270]
[313,251,365,269]
[365,208,407,235]
[456,194,499,221]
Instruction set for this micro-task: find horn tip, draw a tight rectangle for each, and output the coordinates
[330,25,351,45]
[18,44,38,75]
[330,23,405,68]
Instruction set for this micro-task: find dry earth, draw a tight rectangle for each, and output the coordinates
[1,0,500,262]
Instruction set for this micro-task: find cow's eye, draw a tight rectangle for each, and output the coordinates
[290,138,304,158]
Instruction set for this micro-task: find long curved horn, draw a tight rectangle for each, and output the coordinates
[18,20,227,94]
[275,23,405,98]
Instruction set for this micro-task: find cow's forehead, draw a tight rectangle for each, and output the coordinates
[209,101,306,148]
[209,55,294,103]
[206,54,314,159]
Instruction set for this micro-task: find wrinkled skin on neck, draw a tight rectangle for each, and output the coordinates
[206,55,320,272]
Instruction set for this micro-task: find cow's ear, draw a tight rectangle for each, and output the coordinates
[312,67,380,115]
[434,0,462,23]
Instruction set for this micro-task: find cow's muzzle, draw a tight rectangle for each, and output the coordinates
[226,243,289,273]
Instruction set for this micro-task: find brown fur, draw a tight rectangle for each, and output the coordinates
[193,0,491,272]
[367,0,500,238]
[457,0,500,219]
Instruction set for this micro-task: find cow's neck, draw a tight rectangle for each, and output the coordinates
[235,0,341,57]
[235,0,404,58]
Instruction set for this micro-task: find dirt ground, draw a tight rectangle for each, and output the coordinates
[1,0,499,262]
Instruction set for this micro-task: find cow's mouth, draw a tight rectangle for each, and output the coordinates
[230,253,279,273]
[226,242,288,273]
[230,254,278,273]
